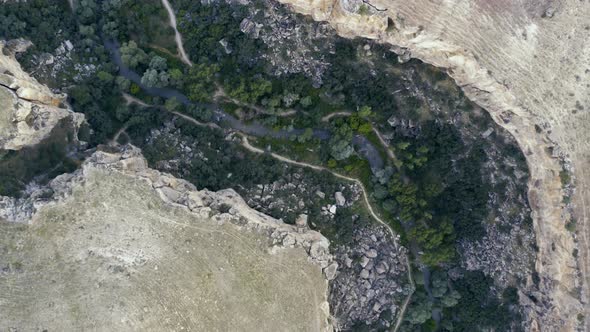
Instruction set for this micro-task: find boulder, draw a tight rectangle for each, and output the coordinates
[324,262,339,280]
[366,248,378,258]
[335,191,346,206]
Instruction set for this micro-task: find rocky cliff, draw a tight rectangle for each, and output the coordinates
[272,0,590,329]
[0,145,335,331]
[0,39,84,151]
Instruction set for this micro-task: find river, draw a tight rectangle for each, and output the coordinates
[104,40,384,171]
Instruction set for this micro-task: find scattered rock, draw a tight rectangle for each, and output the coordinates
[329,205,337,214]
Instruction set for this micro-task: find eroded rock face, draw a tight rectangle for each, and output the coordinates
[0,145,334,331]
[273,0,589,329]
[0,39,84,151]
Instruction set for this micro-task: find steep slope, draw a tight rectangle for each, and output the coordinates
[0,145,334,331]
[0,39,84,151]
[273,0,590,329]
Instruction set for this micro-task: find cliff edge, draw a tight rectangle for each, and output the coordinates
[0,39,84,151]
[273,0,590,329]
[0,145,335,331]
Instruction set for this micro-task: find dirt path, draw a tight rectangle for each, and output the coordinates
[322,111,402,170]
[161,0,193,67]
[125,96,414,329]
[239,134,414,331]
[123,93,151,107]
[321,111,352,122]
[372,126,401,170]
[109,124,129,146]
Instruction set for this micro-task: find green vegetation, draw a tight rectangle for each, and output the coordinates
[0,123,79,197]
[0,0,529,330]
[566,218,577,232]
[0,0,75,52]
[560,169,571,187]
[358,4,369,15]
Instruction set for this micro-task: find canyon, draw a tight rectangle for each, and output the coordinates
[272,0,590,329]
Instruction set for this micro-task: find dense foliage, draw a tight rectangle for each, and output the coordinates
[1,0,527,330]
[0,0,75,52]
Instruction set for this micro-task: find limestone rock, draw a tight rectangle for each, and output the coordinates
[334,191,346,206]
[0,39,85,151]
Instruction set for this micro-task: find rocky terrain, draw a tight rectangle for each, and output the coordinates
[0,145,334,331]
[238,0,335,86]
[0,39,84,151]
[272,0,590,329]
[139,119,412,327]
[330,224,409,330]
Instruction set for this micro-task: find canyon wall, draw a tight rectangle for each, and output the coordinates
[273,0,590,329]
[0,39,84,151]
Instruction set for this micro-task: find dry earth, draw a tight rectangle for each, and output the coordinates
[0,146,333,331]
[273,0,590,330]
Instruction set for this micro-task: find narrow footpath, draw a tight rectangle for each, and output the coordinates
[161,0,193,67]
[123,94,414,331]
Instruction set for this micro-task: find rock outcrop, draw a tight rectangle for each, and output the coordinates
[273,0,589,329]
[0,39,84,151]
[0,145,334,331]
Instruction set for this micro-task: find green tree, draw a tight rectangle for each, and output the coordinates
[120,41,148,69]
[115,76,131,91]
[329,137,354,161]
[97,71,113,83]
[300,96,313,108]
[186,62,220,102]
[358,105,373,118]
[404,292,432,325]
[297,128,314,143]
[169,68,184,88]
[130,83,140,95]
[358,123,372,135]
[141,68,160,88]
[149,55,167,71]
[165,97,182,112]
[440,290,461,308]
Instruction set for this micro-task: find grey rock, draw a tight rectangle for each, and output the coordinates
[329,205,337,214]
[360,256,370,268]
[375,261,389,274]
[360,269,370,279]
[366,248,378,258]
[335,191,346,206]
[324,262,339,281]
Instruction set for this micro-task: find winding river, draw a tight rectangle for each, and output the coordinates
[105,40,384,172]
[104,37,427,329]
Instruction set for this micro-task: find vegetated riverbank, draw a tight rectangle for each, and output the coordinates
[0,0,536,330]
[104,39,384,171]
[107,0,534,328]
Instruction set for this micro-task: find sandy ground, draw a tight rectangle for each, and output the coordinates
[161,0,193,67]
[0,169,328,331]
